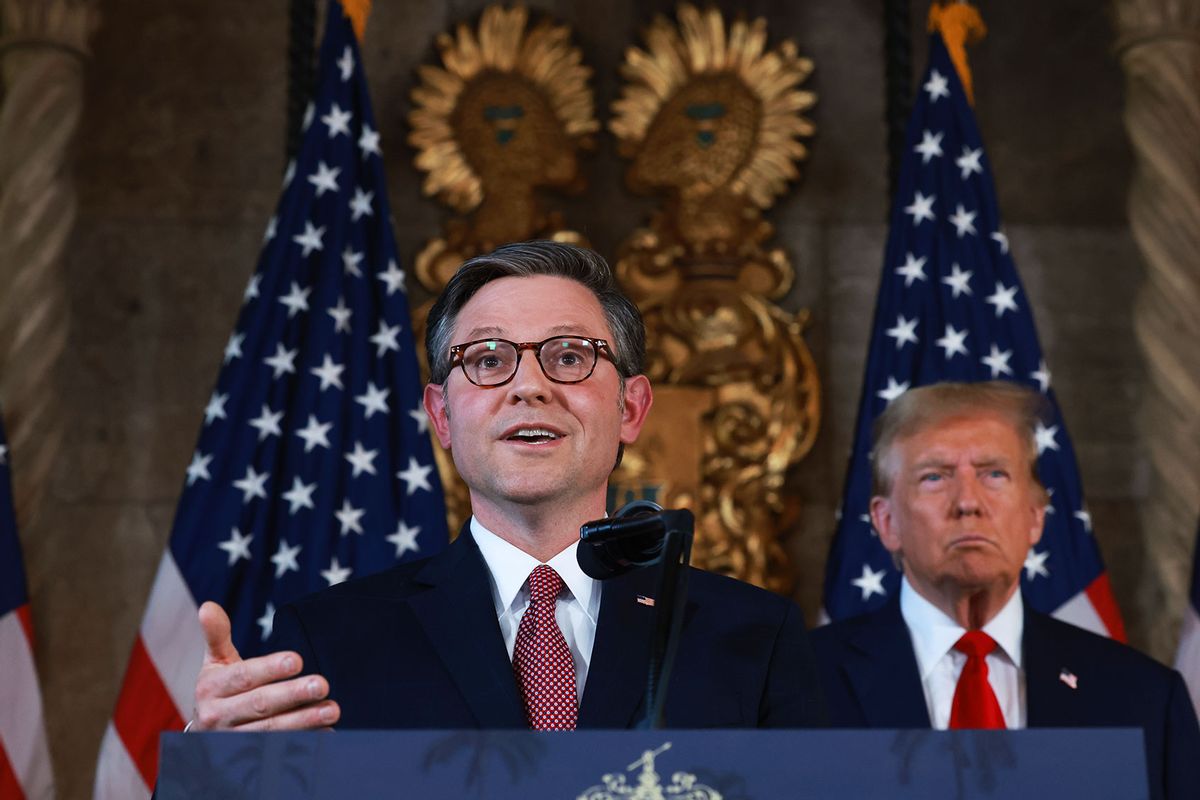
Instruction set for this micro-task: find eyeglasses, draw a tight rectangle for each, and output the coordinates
[449,336,614,387]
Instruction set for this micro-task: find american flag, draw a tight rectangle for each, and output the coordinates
[0,417,54,800]
[93,3,448,796]
[1176,522,1200,717]
[821,31,1125,641]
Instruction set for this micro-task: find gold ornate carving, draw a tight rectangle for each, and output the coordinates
[608,4,819,593]
[577,742,722,800]
[408,4,598,531]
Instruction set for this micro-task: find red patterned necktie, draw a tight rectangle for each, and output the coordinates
[949,630,1006,729]
[512,564,577,730]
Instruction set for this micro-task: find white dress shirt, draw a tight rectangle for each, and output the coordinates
[899,576,1026,729]
[470,517,601,703]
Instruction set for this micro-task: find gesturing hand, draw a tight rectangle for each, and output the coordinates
[191,601,340,731]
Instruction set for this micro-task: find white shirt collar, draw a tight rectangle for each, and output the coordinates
[899,575,1024,679]
[469,516,600,622]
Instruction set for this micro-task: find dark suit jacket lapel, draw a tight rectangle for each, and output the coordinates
[405,526,526,728]
[841,601,932,727]
[577,566,659,728]
[1023,608,1083,727]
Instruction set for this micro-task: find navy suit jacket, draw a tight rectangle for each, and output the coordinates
[272,529,826,729]
[811,600,1200,800]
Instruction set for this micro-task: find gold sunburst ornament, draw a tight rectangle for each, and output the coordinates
[408,5,597,532]
[408,4,597,292]
[607,5,820,593]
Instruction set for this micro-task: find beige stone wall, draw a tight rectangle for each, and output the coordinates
[7,0,1161,795]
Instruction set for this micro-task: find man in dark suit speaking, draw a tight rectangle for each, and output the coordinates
[188,240,825,732]
[811,381,1200,800]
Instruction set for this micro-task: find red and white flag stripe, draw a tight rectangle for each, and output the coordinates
[93,553,204,799]
[0,605,54,800]
[1051,573,1127,642]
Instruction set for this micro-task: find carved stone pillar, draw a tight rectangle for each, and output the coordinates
[1115,0,1200,659]
[0,0,97,525]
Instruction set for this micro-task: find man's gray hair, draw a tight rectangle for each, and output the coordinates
[424,240,646,384]
[870,380,1049,500]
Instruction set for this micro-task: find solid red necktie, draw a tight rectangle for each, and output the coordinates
[512,564,577,731]
[949,630,1006,729]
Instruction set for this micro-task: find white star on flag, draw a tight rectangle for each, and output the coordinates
[1035,422,1060,455]
[877,376,910,403]
[349,187,374,221]
[956,146,983,180]
[923,69,950,101]
[341,246,364,278]
[321,557,353,586]
[321,103,353,138]
[204,392,229,425]
[337,46,354,81]
[371,322,401,357]
[218,527,253,566]
[224,332,245,363]
[885,315,919,349]
[941,263,973,298]
[278,282,311,318]
[985,281,1019,317]
[358,123,381,158]
[355,382,390,419]
[397,457,434,495]
[896,253,928,286]
[852,563,888,601]
[387,521,422,558]
[307,162,341,197]
[904,192,936,226]
[935,324,969,359]
[335,499,365,536]
[980,344,1014,378]
[244,273,262,301]
[257,603,276,641]
[292,221,326,256]
[948,203,977,237]
[1030,359,1051,392]
[914,129,943,163]
[264,344,299,378]
[1024,548,1050,580]
[186,452,212,486]
[282,477,317,514]
[1074,509,1093,533]
[377,260,406,295]
[310,355,345,391]
[344,441,378,477]
[271,540,302,578]
[327,297,352,333]
[233,465,269,503]
[408,407,430,435]
[295,415,333,452]
[248,405,284,441]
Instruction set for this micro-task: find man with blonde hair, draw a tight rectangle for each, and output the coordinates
[812,381,1199,800]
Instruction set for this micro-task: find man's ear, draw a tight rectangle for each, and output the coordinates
[423,383,452,449]
[619,375,653,444]
[871,495,902,555]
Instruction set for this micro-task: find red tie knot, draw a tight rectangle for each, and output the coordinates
[527,564,565,605]
[954,630,998,660]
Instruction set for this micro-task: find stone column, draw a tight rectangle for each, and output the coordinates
[1115,0,1200,660]
[0,0,98,525]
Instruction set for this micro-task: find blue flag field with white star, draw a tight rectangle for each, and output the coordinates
[0,416,55,798]
[96,3,448,795]
[821,32,1125,640]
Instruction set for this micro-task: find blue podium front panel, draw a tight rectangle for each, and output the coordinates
[159,728,1148,799]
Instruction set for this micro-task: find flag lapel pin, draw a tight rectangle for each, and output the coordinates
[636,595,655,607]
[1058,668,1079,690]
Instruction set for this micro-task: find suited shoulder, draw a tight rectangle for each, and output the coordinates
[286,552,436,613]
[810,605,894,652]
[686,566,797,619]
[1029,611,1180,685]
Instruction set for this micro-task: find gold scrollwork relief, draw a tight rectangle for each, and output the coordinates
[608,4,820,593]
[408,4,599,531]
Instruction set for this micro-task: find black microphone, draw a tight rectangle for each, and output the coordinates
[577,500,673,580]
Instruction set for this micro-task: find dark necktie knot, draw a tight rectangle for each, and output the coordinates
[954,630,997,661]
[527,564,566,606]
